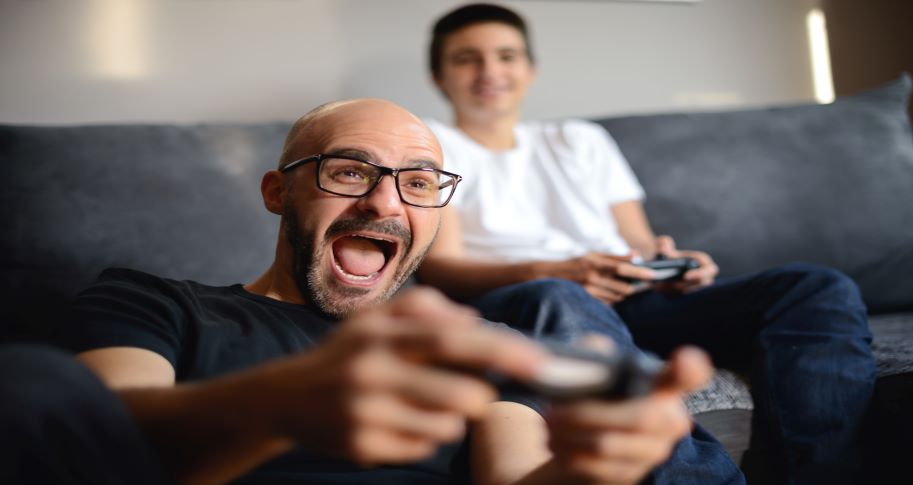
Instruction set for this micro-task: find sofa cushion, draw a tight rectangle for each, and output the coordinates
[870,312,913,377]
[0,123,290,340]
[596,74,913,314]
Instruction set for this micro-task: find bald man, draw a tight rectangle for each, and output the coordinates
[21,99,711,485]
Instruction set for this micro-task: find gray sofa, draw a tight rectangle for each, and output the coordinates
[2,75,911,481]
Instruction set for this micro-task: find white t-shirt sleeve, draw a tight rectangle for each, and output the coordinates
[424,118,472,208]
[564,120,645,207]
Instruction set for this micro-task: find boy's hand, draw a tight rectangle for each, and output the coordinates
[654,235,718,294]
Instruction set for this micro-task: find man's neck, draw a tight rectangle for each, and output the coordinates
[245,263,306,305]
[455,113,519,151]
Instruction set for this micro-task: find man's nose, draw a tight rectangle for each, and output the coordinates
[355,175,404,218]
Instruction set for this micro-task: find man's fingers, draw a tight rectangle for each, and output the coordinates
[559,453,654,484]
[548,396,691,437]
[389,360,498,418]
[550,429,675,464]
[352,393,467,443]
[389,323,546,380]
[385,286,479,327]
[656,346,714,394]
[347,427,437,465]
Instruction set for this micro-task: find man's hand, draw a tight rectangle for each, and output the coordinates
[544,346,713,485]
[653,235,718,294]
[539,253,656,305]
[263,287,546,465]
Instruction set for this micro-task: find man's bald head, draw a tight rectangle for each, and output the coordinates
[278,99,441,170]
[267,98,447,318]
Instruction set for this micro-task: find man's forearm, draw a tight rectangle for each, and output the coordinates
[118,362,298,484]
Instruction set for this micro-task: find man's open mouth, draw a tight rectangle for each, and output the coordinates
[330,233,399,286]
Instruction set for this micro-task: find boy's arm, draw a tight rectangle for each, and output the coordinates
[417,207,656,302]
[417,206,544,298]
[611,200,658,259]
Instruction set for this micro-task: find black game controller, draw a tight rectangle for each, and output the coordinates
[489,341,663,400]
[624,256,700,284]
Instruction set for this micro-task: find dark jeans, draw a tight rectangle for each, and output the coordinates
[0,345,169,485]
[471,263,876,485]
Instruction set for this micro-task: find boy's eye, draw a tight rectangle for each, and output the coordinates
[453,54,479,65]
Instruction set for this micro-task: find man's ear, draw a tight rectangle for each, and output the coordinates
[261,170,286,215]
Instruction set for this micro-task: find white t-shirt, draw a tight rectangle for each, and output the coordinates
[426,118,645,263]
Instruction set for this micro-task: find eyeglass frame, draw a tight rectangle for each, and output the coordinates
[279,153,463,208]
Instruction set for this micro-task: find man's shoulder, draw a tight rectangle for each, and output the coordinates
[85,267,233,304]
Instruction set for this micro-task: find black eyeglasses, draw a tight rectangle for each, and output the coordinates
[280,153,462,208]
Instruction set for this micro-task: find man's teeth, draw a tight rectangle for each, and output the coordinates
[333,258,378,280]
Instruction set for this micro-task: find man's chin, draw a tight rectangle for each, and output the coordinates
[314,270,399,319]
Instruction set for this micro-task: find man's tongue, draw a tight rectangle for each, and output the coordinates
[332,236,387,276]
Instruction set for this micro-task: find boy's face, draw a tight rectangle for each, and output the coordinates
[434,22,535,122]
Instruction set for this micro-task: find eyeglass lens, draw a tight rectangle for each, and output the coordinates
[318,157,456,207]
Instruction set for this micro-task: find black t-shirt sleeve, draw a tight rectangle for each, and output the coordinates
[56,268,188,368]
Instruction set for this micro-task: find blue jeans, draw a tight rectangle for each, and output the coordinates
[470,263,875,485]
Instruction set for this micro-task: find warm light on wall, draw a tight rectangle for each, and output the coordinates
[806,9,835,104]
[90,0,147,80]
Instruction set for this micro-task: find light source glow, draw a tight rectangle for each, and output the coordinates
[807,9,835,104]
[90,0,147,79]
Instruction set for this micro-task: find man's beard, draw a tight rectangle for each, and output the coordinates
[283,203,430,319]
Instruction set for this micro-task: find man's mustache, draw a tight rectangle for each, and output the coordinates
[324,217,413,252]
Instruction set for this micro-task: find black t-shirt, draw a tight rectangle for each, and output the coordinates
[57,268,537,484]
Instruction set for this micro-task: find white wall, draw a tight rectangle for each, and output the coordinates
[0,0,821,125]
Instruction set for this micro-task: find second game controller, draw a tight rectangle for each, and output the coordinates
[625,256,700,283]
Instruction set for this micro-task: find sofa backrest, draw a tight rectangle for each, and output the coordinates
[3,77,912,341]
[0,123,291,340]
[597,74,913,313]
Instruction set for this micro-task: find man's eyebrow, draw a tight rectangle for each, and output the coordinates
[327,148,441,170]
[326,148,372,160]
[405,159,442,170]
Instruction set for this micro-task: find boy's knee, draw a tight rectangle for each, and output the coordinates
[777,263,863,306]
[763,263,869,337]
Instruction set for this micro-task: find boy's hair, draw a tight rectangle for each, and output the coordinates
[429,3,534,76]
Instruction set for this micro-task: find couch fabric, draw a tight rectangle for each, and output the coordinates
[595,74,913,474]
[1,76,911,479]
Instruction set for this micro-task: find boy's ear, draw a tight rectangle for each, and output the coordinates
[431,72,452,101]
[261,170,286,215]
